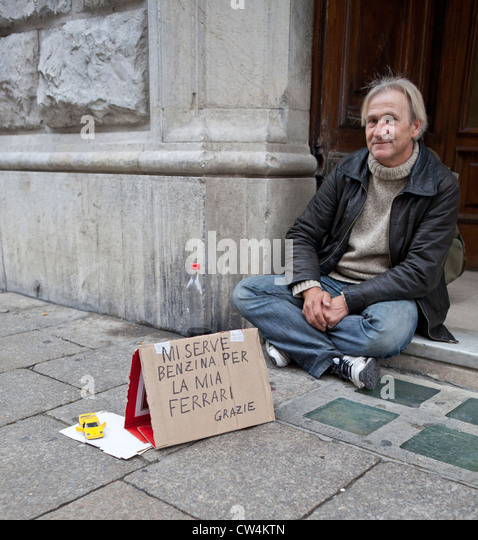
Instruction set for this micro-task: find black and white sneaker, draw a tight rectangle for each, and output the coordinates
[331,355,380,390]
[265,341,291,368]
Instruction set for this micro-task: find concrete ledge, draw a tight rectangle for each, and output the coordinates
[404,330,478,370]
[384,329,478,389]
[382,353,478,390]
[0,150,318,178]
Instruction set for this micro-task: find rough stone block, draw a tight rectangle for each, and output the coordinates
[37,8,149,128]
[0,0,71,28]
[0,31,42,130]
[79,0,133,11]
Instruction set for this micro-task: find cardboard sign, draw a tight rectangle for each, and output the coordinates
[125,328,275,449]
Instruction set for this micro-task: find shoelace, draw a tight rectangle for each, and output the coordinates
[333,357,354,380]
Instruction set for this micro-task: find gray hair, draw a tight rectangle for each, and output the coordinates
[360,76,428,140]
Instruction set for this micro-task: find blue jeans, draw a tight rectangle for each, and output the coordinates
[232,275,418,379]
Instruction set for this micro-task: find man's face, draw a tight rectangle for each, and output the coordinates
[365,89,421,168]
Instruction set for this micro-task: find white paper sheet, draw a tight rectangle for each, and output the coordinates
[60,411,152,459]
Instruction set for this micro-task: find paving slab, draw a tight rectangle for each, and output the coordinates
[0,415,142,520]
[0,329,86,372]
[400,425,478,472]
[0,304,88,338]
[0,292,49,312]
[125,421,379,520]
[33,343,141,394]
[47,384,129,427]
[276,370,478,487]
[33,328,180,393]
[446,397,478,425]
[48,384,196,463]
[264,356,319,407]
[308,461,478,520]
[304,397,400,436]
[38,481,195,520]
[46,312,180,350]
[1,289,478,521]
[0,369,79,426]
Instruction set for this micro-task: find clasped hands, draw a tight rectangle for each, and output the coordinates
[302,286,349,332]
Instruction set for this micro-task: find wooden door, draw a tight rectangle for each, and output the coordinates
[431,0,478,269]
[310,0,477,268]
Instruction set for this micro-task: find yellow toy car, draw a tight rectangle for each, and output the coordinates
[76,413,106,440]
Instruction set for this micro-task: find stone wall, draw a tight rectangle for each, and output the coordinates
[0,0,148,131]
[0,0,317,335]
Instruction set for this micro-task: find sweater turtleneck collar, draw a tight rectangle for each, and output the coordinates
[368,141,420,181]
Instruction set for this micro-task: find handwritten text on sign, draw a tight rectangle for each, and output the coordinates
[154,334,256,422]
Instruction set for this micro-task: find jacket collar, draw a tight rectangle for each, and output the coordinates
[337,140,438,196]
[401,140,438,196]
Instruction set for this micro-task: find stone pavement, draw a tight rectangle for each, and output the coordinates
[1,288,478,521]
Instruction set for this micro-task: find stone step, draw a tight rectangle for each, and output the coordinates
[407,330,478,370]
[386,271,478,390]
[384,330,478,390]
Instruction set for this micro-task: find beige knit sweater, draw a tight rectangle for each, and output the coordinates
[293,142,419,296]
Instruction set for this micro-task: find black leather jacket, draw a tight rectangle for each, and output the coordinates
[286,141,461,342]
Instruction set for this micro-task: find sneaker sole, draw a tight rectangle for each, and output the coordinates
[359,358,380,390]
[265,343,290,368]
[268,353,290,368]
[270,359,289,368]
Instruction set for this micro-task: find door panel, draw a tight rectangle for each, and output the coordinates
[432,0,478,268]
[311,0,441,174]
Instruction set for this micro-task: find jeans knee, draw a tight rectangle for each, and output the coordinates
[231,281,246,311]
[231,277,257,313]
[362,300,418,358]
